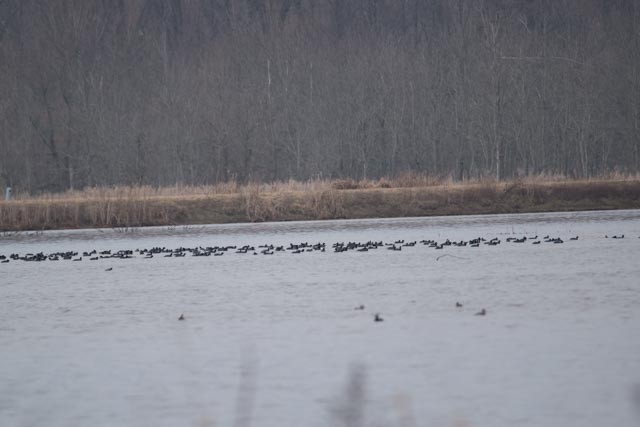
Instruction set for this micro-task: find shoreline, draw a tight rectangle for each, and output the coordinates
[2,179,640,232]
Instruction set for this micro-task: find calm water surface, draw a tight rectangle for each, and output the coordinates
[2,210,640,427]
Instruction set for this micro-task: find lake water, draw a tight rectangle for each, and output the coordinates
[1,210,640,427]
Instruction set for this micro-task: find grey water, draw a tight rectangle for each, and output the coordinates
[2,210,640,427]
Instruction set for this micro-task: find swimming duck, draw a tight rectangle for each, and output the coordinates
[475,309,487,316]
[374,313,384,322]
[178,314,185,321]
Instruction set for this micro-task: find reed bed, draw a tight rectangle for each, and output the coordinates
[2,175,640,231]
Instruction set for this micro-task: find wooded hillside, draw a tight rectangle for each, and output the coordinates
[1,0,639,192]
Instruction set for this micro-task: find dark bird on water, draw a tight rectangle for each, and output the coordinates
[475,309,487,316]
[178,314,185,321]
[105,267,113,271]
[354,304,365,310]
[374,313,384,322]
[455,302,463,308]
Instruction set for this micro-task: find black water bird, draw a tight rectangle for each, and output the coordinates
[456,302,463,308]
[475,309,487,316]
[374,313,384,322]
[105,267,113,271]
[178,314,185,321]
[354,305,365,310]
[6,232,602,269]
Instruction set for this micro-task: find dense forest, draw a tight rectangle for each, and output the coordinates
[1,0,639,192]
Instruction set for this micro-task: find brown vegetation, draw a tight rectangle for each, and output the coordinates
[2,176,640,232]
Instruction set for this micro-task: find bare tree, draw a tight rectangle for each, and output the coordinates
[0,0,638,192]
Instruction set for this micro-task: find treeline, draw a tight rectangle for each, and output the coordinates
[1,0,639,192]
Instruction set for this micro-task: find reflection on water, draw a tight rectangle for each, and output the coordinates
[1,210,640,427]
[3,208,640,244]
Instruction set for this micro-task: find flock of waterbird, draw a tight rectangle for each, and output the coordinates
[2,232,631,322]
[0,232,630,265]
[178,301,482,322]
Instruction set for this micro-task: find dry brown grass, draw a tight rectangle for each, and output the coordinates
[2,175,640,231]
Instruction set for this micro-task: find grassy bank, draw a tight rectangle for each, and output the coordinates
[2,176,640,232]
